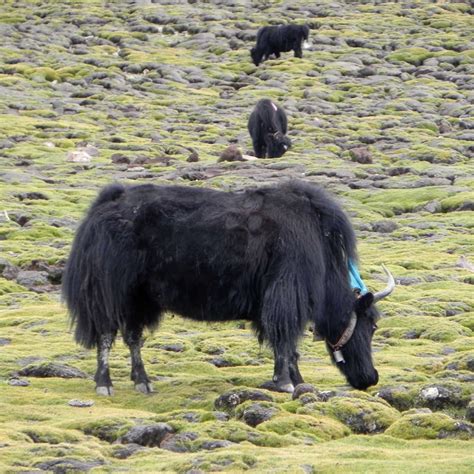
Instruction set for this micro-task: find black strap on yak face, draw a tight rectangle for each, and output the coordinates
[325,311,358,364]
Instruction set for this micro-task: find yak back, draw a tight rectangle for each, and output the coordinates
[251,99,287,134]
[63,180,357,347]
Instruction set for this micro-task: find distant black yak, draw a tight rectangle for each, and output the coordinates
[62,180,394,396]
[251,24,310,66]
[248,99,291,158]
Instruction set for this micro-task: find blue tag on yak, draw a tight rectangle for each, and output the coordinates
[348,259,368,295]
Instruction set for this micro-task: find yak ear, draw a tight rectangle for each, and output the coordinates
[355,292,374,313]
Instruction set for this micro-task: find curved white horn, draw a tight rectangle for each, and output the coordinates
[373,264,395,302]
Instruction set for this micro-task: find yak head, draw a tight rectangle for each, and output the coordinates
[325,265,395,390]
[250,47,263,66]
[301,25,310,41]
[265,131,291,158]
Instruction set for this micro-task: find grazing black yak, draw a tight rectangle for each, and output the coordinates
[248,99,291,158]
[62,180,394,396]
[251,24,310,66]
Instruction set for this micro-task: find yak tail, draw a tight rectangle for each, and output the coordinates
[62,183,140,348]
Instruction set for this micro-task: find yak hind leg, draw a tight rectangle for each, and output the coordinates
[123,325,153,394]
[95,332,116,396]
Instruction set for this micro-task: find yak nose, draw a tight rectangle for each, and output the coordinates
[349,370,379,390]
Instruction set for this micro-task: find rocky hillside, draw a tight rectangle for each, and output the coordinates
[0,1,473,472]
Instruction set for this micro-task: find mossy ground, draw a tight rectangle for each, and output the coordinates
[0,0,473,472]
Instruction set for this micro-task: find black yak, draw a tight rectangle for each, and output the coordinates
[251,24,310,66]
[248,99,291,158]
[62,180,394,396]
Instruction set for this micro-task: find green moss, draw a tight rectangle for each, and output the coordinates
[298,397,400,434]
[386,413,473,440]
[75,418,133,443]
[22,427,81,445]
[258,413,350,442]
[387,48,434,66]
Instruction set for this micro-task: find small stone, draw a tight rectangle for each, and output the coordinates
[68,399,94,407]
[35,458,104,472]
[120,423,174,447]
[214,389,273,411]
[208,357,235,367]
[292,383,319,400]
[160,432,198,452]
[8,377,30,387]
[466,401,474,423]
[187,151,199,162]
[15,192,48,201]
[161,343,184,352]
[423,200,442,213]
[67,150,92,163]
[372,221,398,233]
[16,270,49,288]
[238,403,277,427]
[200,440,233,450]
[349,147,372,164]
[111,153,131,164]
[112,443,145,459]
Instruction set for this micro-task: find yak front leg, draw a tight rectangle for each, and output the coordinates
[289,351,304,387]
[95,333,115,396]
[272,350,294,393]
[123,326,153,394]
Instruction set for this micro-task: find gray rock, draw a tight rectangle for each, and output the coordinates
[200,440,233,450]
[112,443,145,459]
[417,384,466,409]
[160,432,198,452]
[238,403,277,427]
[35,458,104,473]
[111,153,131,164]
[397,277,422,286]
[160,343,184,352]
[68,399,94,408]
[67,150,92,163]
[372,221,398,233]
[187,151,199,162]
[213,411,230,422]
[0,258,19,280]
[18,363,88,379]
[120,423,174,447]
[15,192,48,201]
[292,383,319,400]
[349,147,372,164]
[466,401,474,423]
[214,389,273,411]
[376,385,412,411]
[8,377,30,387]
[16,270,49,288]
[422,200,442,213]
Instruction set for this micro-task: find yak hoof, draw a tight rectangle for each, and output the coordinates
[279,383,295,393]
[96,385,114,396]
[135,382,154,394]
[260,380,295,393]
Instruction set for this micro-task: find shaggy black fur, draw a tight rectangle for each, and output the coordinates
[251,24,310,66]
[248,99,291,158]
[62,180,380,394]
